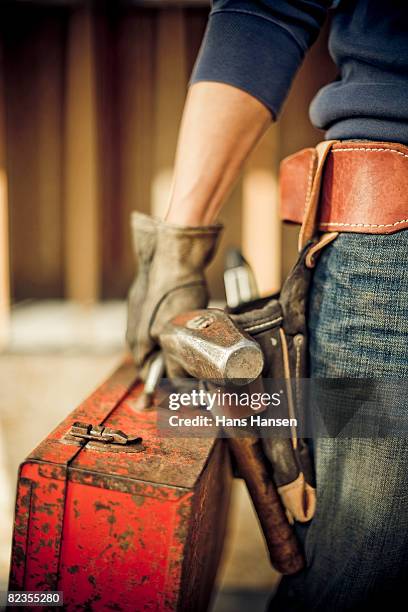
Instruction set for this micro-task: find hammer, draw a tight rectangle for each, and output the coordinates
[158,308,305,575]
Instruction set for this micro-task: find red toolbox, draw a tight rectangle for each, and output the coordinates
[9,360,232,611]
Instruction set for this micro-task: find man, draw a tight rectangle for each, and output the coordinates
[127,1,408,610]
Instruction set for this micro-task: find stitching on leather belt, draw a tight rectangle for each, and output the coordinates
[327,146,408,229]
[281,142,408,234]
[320,219,408,229]
[333,147,408,159]
[295,342,301,380]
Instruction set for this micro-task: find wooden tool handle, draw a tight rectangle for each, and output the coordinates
[227,435,305,575]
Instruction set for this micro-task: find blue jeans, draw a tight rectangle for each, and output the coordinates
[273,231,408,611]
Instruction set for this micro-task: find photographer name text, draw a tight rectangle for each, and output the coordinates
[167,415,297,428]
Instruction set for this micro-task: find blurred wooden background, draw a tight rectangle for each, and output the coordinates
[0,0,336,319]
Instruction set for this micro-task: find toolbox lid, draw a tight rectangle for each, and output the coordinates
[28,360,218,491]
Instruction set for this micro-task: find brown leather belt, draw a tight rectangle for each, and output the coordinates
[279,141,408,235]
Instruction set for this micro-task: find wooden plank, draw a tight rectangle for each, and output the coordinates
[152,7,188,219]
[92,3,120,299]
[114,7,156,296]
[93,5,157,297]
[0,41,9,347]
[242,125,281,295]
[0,170,8,348]
[63,6,99,302]
[35,15,65,298]
[2,5,65,299]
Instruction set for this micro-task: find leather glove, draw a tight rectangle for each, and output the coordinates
[228,247,316,523]
[126,212,223,379]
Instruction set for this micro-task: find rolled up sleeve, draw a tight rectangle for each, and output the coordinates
[191,0,330,117]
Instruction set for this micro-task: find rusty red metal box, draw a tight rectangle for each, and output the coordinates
[9,360,232,611]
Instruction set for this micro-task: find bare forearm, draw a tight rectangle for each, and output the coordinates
[165,82,272,226]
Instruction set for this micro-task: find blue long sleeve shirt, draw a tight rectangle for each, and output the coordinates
[191,0,408,144]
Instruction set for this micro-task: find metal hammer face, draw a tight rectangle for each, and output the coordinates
[159,308,264,385]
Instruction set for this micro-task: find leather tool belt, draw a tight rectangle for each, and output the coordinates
[280,140,408,239]
[225,139,408,525]
[228,245,316,524]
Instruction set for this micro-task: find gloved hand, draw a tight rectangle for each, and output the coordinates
[126,212,223,379]
[228,246,316,523]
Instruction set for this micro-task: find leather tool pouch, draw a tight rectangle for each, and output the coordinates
[227,245,316,522]
[225,142,342,522]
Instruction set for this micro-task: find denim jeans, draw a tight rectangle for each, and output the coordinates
[272,231,408,611]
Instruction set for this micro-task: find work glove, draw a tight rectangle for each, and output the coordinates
[126,212,223,380]
[228,247,316,523]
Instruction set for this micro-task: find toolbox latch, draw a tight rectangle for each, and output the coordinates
[68,421,143,446]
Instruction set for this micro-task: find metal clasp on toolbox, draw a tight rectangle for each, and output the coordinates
[63,421,145,452]
[69,421,142,445]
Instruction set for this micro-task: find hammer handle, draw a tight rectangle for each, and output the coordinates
[159,309,304,573]
[227,434,305,574]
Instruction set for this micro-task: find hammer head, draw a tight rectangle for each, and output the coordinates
[160,308,264,385]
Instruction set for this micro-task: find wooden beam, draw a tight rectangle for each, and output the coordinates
[2,6,65,300]
[113,7,156,295]
[63,6,99,302]
[0,42,9,348]
[152,7,187,218]
[242,125,281,295]
[35,16,65,298]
